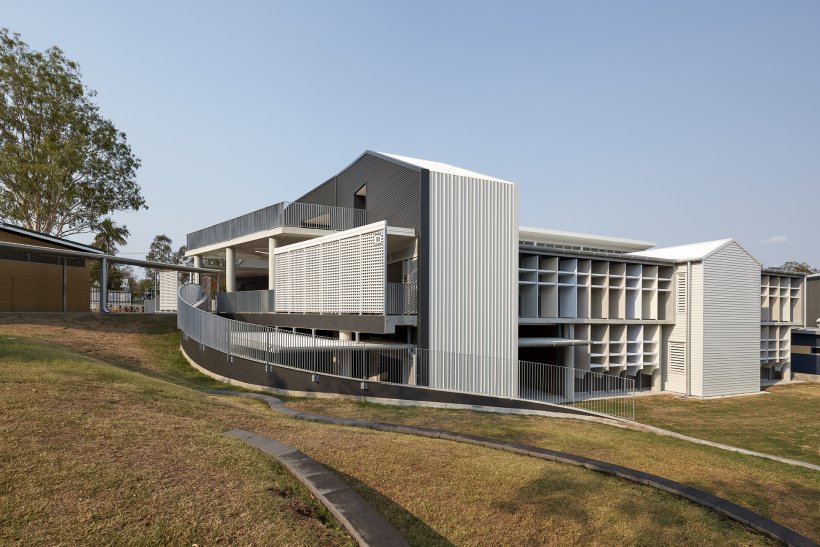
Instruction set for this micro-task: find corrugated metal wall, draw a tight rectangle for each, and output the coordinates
[702,242,761,396]
[426,171,519,397]
[296,177,336,206]
[296,154,422,232]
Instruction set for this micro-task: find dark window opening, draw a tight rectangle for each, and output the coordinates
[354,183,367,210]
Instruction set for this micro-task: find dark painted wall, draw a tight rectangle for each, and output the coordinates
[295,153,422,232]
[296,153,429,349]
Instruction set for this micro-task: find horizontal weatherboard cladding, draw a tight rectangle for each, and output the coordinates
[702,242,761,397]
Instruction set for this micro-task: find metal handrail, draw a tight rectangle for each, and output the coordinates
[178,284,634,420]
[187,201,368,250]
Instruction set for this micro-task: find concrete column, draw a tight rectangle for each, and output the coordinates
[268,237,277,291]
[563,346,576,402]
[338,331,353,377]
[651,368,662,392]
[193,255,202,285]
[100,258,109,313]
[225,247,236,293]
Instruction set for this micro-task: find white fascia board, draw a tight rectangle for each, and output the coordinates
[185,226,333,257]
[519,226,655,252]
[273,221,388,255]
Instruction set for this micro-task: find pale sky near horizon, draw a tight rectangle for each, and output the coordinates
[3,1,819,268]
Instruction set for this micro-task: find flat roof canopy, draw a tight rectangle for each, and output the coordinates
[518,337,590,348]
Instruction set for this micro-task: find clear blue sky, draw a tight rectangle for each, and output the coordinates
[5,1,820,268]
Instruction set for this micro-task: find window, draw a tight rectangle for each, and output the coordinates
[354,183,367,210]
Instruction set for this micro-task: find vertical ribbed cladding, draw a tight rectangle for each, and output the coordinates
[295,176,337,206]
[426,171,519,397]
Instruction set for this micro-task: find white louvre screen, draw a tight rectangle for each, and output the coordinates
[275,223,386,314]
[669,341,685,374]
[677,272,687,314]
[158,270,179,312]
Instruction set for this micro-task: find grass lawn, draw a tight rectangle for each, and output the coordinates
[633,385,820,465]
[0,314,812,544]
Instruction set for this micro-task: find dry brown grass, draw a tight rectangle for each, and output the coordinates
[633,386,820,464]
[0,314,794,545]
[287,396,820,542]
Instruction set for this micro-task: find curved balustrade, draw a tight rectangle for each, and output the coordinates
[178,284,635,420]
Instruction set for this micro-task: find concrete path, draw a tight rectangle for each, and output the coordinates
[225,429,408,547]
[212,389,817,547]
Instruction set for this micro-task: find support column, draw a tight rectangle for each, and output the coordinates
[651,368,662,392]
[268,237,277,291]
[564,346,576,402]
[100,258,109,313]
[225,247,236,293]
[193,255,202,285]
[62,259,67,312]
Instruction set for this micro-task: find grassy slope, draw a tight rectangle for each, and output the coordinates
[633,386,820,464]
[0,314,803,544]
[0,335,351,546]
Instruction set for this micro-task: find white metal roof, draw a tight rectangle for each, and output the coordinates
[367,150,514,184]
[630,238,734,261]
[519,226,655,252]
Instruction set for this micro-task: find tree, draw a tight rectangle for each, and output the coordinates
[92,217,129,255]
[0,29,145,237]
[146,234,192,282]
[90,217,130,290]
[769,261,819,274]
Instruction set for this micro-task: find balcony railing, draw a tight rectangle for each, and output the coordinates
[217,289,276,314]
[386,282,418,315]
[187,201,368,251]
[215,284,418,316]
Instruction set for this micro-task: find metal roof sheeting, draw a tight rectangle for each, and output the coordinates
[630,239,734,261]
[368,150,514,185]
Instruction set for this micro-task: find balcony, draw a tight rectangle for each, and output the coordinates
[187,201,367,251]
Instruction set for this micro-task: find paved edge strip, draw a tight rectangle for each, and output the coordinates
[212,389,817,547]
[224,429,409,547]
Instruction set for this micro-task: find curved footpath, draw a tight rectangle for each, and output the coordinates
[209,389,817,547]
[225,430,408,547]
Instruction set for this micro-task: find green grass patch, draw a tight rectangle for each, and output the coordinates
[634,385,820,464]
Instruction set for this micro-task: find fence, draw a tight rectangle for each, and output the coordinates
[179,284,634,420]
[187,201,368,250]
[91,288,144,312]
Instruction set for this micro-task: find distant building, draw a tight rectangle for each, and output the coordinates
[0,222,102,312]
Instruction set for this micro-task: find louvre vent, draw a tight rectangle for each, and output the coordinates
[676,272,687,313]
[669,342,685,374]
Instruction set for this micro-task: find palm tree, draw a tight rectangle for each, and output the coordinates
[93,218,129,255]
[91,218,130,290]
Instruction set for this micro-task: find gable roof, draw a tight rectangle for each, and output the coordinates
[630,238,742,262]
[0,222,103,254]
[366,150,514,184]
